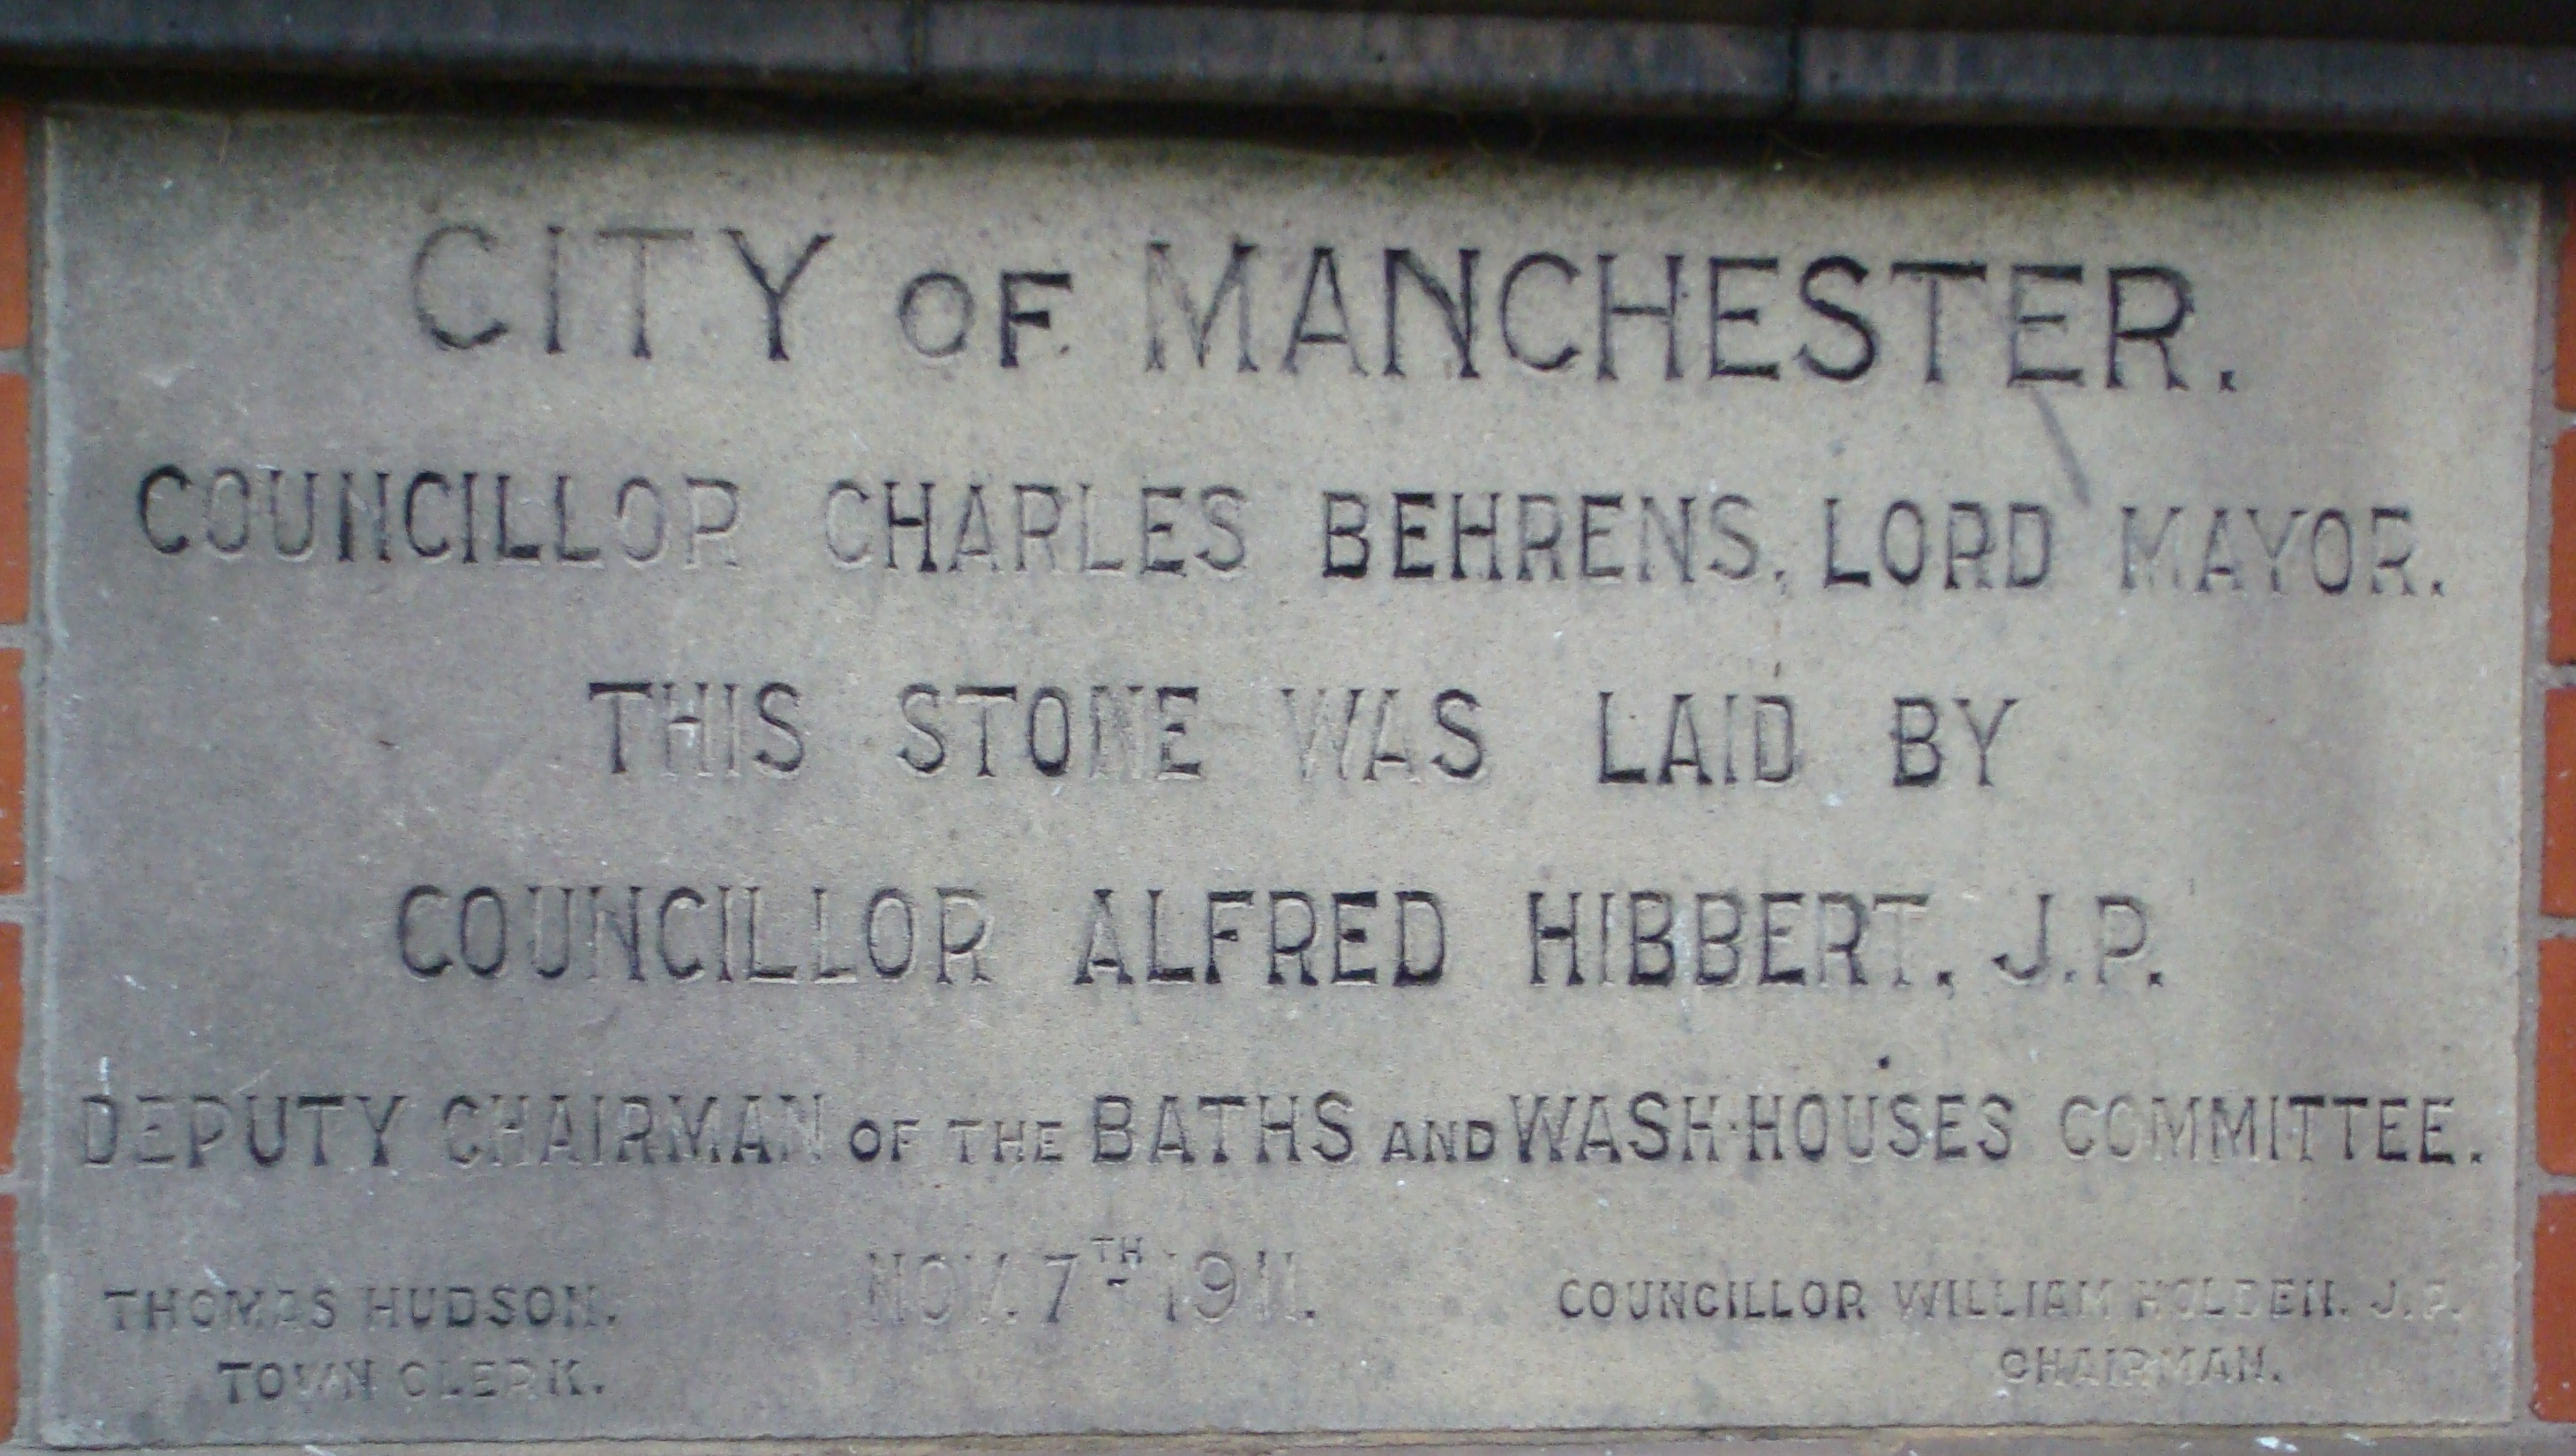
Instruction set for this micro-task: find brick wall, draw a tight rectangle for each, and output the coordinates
[2542,191,2576,1423]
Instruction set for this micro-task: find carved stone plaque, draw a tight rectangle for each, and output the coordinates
[36,110,2535,1443]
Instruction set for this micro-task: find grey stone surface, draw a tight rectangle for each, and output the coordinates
[31,109,2537,1444]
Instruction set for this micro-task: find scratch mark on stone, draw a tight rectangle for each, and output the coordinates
[2031,391,2091,507]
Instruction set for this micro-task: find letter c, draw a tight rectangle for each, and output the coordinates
[658,888,707,979]
[2103,1094,2139,1159]
[2059,1096,2098,1157]
[399,885,451,976]
[1558,1280,1585,1317]
[442,1095,482,1165]
[412,223,509,350]
[1500,252,1581,372]
[139,465,191,554]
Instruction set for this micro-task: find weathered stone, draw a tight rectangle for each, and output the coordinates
[34,109,2535,1442]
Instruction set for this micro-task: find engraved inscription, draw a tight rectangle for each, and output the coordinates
[36,113,2533,1441]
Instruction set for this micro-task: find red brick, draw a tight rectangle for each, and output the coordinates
[0,374,26,627]
[0,105,25,354]
[2542,1194,2576,1419]
[2547,942,2576,1173]
[2554,437,2576,663]
[2545,689,2576,916]
[0,650,21,897]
